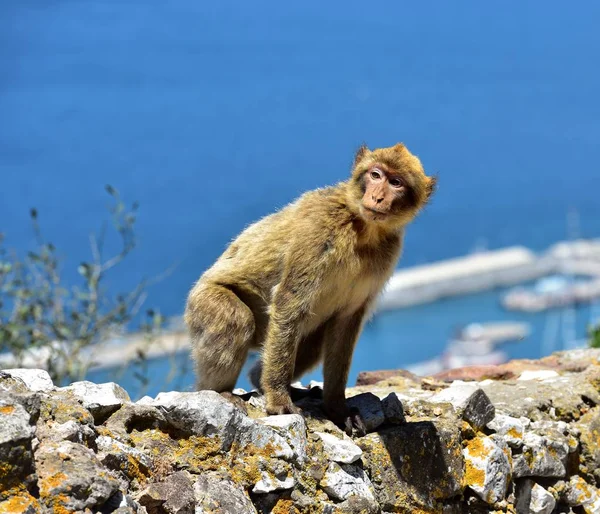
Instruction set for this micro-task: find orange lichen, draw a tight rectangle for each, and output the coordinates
[506,427,522,439]
[0,493,41,514]
[271,499,301,514]
[464,438,487,489]
[0,405,15,415]
[43,494,72,514]
[39,472,67,496]
[173,435,222,468]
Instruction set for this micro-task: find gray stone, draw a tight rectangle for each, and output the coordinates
[97,435,154,477]
[346,393,385,432]
[315,431,363,464]
[431,382,495,429]
[252,460,295,493]
[463,435,511,504]
[479,373,600,421]
[320,462,375,502]
[336,496,380,514]
[381,393,406,424]
[259,414,308,463]
[35,439,120,511]
[1,368,54,392]
[137,471,195,513]
[193,472,257,513]
[512,432,568,478]
[0,397,36,496]
[61,380,130,418]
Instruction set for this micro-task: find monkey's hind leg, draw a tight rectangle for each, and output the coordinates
[185,283,255,393]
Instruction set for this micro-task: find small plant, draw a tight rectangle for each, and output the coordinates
[589,323,600,349]
[0,185,166,387]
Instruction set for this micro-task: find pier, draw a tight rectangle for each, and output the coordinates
[378,239,600,311]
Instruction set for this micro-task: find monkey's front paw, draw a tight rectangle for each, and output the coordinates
[266,399,302,416]
[343,407,367,437]
[326,406,367,437]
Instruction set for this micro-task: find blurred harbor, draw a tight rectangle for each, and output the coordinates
[379,239,600,311]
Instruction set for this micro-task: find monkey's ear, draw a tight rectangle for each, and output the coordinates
[426,176,438,200]
[353,144,370,166]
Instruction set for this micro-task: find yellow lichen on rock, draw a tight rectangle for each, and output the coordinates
[0,492,41,514]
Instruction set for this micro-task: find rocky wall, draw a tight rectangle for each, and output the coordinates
[1,349,600,513]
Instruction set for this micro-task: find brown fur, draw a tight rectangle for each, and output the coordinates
[184,142,435,431]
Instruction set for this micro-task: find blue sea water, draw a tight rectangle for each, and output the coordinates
[2,1,600,398]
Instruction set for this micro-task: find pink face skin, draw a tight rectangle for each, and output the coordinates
[360,166,406,221]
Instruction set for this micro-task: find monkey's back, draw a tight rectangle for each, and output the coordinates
[189,185,401,321]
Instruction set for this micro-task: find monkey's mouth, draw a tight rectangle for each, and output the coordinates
[364,206,388,216]
[362,206,389,220]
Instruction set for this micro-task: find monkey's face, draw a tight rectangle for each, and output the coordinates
[360,166,408,222]
[350,143,436,228]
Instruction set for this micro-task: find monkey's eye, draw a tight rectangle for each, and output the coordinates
[370,169,382,180]
[389,177,404,188]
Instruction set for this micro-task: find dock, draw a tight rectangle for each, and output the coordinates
[378,239,600,311]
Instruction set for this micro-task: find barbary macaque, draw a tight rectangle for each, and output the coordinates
[185,143,436,434]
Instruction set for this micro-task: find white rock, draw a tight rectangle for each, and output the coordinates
[530,483,556,514]
[516,480,556,514]
[50,420,95,445]
[237,417,294,460]
[346,393,385,432]
[431,382,495,429]
[566,476,600,514]
[232,388,247,395]
[517,370,560,381]
[152,391,293,458]
[96,435,153,470]
[381,393,406,424]
[320,462,375,502]
[463,436,511,504]
[2,368,54,392]
[308,380,324,389]
[248,396,266,411]
[0,400,35,444]
[136,395,154,405]
[61,381,130,417]
[151,391,242,449]
[315,432,363,464]
[486,414,525,446]
[512,432,568,478]
[252,462,295,494]
[259,414,307,463]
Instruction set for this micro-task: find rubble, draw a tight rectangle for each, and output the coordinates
[0,347,599,513]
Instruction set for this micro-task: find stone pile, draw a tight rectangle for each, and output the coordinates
[1,348,600,513]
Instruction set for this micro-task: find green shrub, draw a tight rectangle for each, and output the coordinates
[0,186,165,387]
